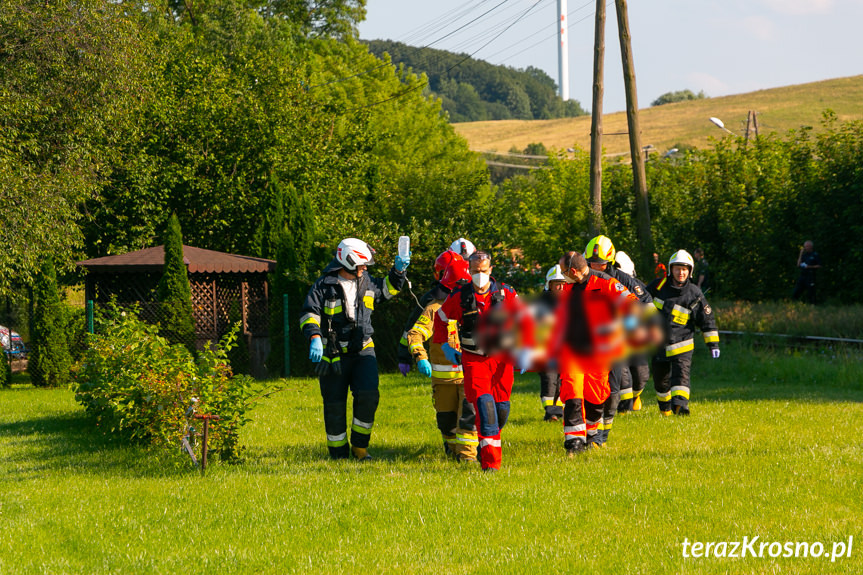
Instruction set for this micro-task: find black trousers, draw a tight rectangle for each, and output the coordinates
[618,354,650,412]
[602,362,623,430]
[652,351,693,414]
[792,274,816,304]
[539,371,563,418]
[319,350,380,458]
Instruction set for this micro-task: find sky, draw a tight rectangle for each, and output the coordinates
[358,0,863,113]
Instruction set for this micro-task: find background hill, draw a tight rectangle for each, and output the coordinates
[365,40,587,122]
[454,75,863,155]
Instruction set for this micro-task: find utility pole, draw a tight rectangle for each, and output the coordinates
[614,0,653,275]
[745,110,753,145]
[588,0,605,236]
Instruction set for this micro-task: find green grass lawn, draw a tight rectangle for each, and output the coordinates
[1,342,861,574]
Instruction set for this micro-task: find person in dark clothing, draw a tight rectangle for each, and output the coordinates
[792,241,822,304]
[693,248,712,293]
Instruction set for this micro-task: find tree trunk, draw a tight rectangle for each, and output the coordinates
[589,0,605,236]
[614,0,653,275]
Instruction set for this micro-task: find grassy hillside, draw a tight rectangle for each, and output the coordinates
[455,75,863,156]
[2,341,862,573]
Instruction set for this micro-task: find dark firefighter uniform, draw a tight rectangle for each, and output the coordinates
[599,266,656,439]
[534,288,564,421]
[615,270,655,413]
[300,261,406,458]
[646,276,719,415]
[434,279,532,471]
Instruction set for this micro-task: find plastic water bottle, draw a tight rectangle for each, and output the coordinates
[398,236,410,259]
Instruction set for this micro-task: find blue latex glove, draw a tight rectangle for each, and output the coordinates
[398,362,411,376]
[394,251,411,273]
[711,348,721,359]
[515,349,532,375]
[441,342,461,365]
[623,314,639,331]
[417,359,432,377]
[309,337,323,363]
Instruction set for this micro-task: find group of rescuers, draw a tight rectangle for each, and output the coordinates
[300,235,720,471]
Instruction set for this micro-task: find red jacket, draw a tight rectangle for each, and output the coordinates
[434,279,533,354]
[551,269,639,370]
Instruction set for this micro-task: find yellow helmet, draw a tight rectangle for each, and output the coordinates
[584,235,616,264]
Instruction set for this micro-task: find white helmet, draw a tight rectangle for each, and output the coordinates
[450,238,476,259]
[545,264,566,290]
[668,249,694,272]
[615,251,636,277]
[335,238,376,271]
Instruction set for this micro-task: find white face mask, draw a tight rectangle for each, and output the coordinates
[472,272,490,289]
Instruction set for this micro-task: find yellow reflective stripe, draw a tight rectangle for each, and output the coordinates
[413,324,432,338]
[643,302,658,316]
[620,391,634,400]
[300,313,320,328]
[656,391,672,401]
[399,336,409,346]
[653,297,664,310]
[670,386,690,399]
[351,424,372,435]
[341,340,375,353]
[703,331,720,343]
[671,304,691,325]
[323,305,343,315]
[409,342,424,354]
[431,370,463,379]
[321,355,341,364]
[456,433,479,445]
[658,278,667,290]
[385,276,399,296]
[666,339,694,357]
[326,433,348,447]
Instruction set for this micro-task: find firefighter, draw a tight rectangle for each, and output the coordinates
[614,251,653,414]
[535,265,567,421]
[646,250,720,416]
[397,249,464,376]
[583,236,656,444]
[300,238,410,460]
[554,251,642,454]
[433,251,533,472]
[407,258,479,461]
[450,238,477,259]
[653,252,667,280]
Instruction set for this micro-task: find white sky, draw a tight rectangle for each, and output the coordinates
[359,0,863,112]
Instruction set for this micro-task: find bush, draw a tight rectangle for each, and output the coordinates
[75,307,271,461]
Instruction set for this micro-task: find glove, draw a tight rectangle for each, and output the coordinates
[394,251,411,273]
[623,314,639,331]
[309,337,323,363]
[800,262,807,268]
[441,342,461,365]
[398,362,411,376]
[711,348,720,359]
[417,359,432,377]
[515,348,532,375]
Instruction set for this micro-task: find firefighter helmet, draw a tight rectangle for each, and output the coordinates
[615,251,636,277]
[449,238,476,259]
[585,235,616,264]
[668,249,695,272]
[434,250,462,277]
[545,264,566,290]
[440,258,471,290]
[335,238,375,271]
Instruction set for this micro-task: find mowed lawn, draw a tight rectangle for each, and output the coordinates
[1,342,861,574]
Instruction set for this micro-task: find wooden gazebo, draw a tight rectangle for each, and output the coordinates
[77,246,275,377]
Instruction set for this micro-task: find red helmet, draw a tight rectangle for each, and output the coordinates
[440,259,471,290]
[434,250,463,278]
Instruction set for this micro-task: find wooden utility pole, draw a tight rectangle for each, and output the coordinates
[745,110,753,145]
[614,0,653,275]
[752,110,759,137]
[588,0,606,236]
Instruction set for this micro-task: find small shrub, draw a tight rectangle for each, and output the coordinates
[75,307,272,461]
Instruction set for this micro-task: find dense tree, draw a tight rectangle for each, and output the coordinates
[30,258,71,387]
[156,214,195,349]
[651,89,706,106]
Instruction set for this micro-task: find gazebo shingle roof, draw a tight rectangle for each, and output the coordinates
[77,245,275,274]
